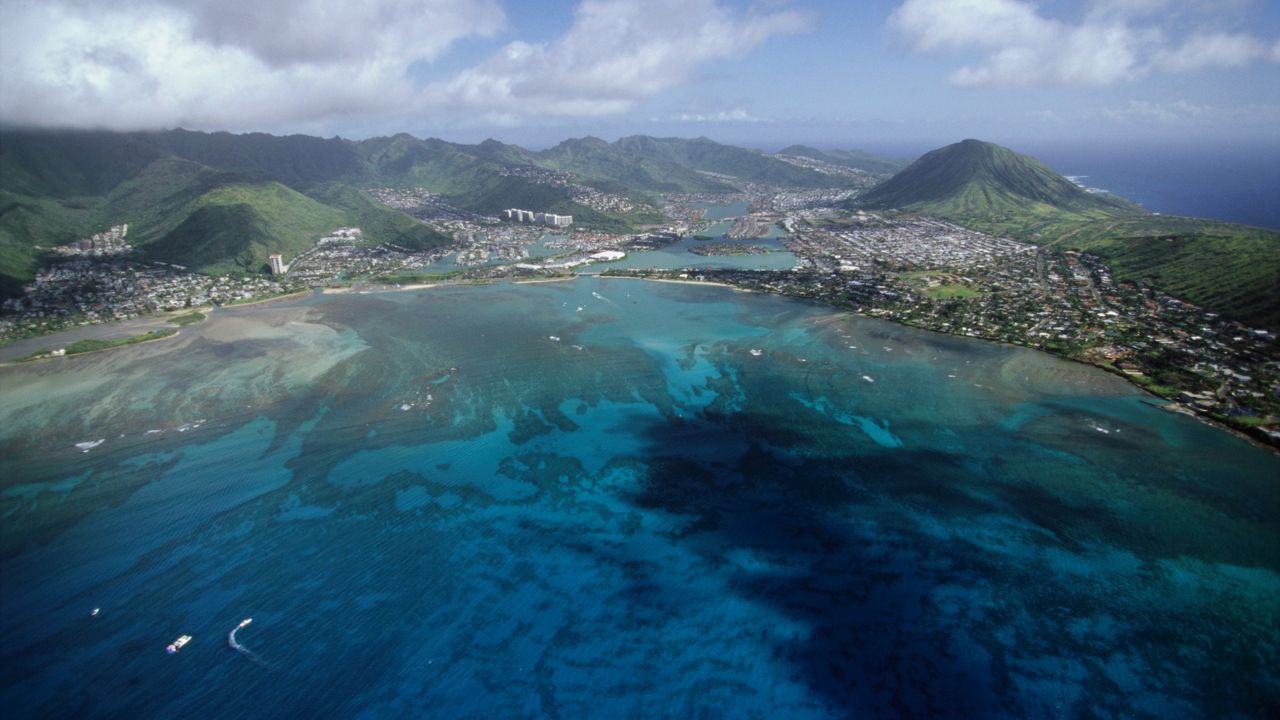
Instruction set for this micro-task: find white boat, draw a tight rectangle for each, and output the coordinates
[166,635,192,654]
[75,439,104,452]
[749,348,763,357]
[862,376,875,383]
[237,618,253,629]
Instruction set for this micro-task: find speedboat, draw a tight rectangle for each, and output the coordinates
[166,635,192,654]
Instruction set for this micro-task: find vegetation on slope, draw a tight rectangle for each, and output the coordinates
[776,145,907,175]
[143,183,347,274]
[856,138,1280,328]
[1035,216,1280,330]
[856,139,1140,221]
[0,129,854,293]
[140,128,367,187]
[304,183,451,252]
[538,135,844,193]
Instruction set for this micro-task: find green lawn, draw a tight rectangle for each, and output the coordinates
[168,311,205,326]
[924,284,981,300]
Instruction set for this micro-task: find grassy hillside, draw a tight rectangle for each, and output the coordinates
[0,192,87,293]
[358,136,502,192]
[142,183,347,274]
[0,130,167,198]
[140,129,367,187]
[538,135,846,193]
[857,139,1140,222]
[304,183,451,252]
[535,137,732,193]
[776,145,907,175]
[1035,216,1280,330]
[0,130,441,289]
[624,135,839,187]
[0,131,174,289]
[1,129,847,292]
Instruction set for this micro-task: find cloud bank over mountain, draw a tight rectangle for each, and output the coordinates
[0,0,805,132]
[1,0,1275,144]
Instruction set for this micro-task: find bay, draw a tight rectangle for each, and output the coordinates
[1,277,1276,718]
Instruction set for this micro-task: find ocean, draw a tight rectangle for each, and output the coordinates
[1032,141,1280,230]
[1,278,1277,718]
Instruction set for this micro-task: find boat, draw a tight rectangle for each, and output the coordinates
[237,618,253,629]
[166,635,192,654]
[90,608,99,617]
[750,348,763,356]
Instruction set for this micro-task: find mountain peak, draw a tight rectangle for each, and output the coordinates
[857,139,1140,218]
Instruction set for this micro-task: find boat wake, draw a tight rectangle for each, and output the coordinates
[228,618,271,669]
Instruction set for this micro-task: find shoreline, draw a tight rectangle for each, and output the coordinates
[3,272,1271,453]
[600,275,746,292]
[0,305,215,363]
[512,276,576,285]
[0,328,183,367]
[872,317,1279,454]
[222,289,312,307]
[640,274,1280,455]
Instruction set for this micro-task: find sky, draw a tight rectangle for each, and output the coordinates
[2,0,1278,152]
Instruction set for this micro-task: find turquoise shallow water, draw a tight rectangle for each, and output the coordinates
[1,277,1277,718]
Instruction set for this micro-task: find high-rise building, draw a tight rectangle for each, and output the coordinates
[503,208,571,226]
[269,253,287,275]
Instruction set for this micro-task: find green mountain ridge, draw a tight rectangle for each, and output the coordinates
[856,139,1141,220]
[775,145,906,175]
[0,129,863,294]
[144,182,348,273]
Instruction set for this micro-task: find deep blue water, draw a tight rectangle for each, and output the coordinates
[1032,142,1280,229]
[1,278,1277,718]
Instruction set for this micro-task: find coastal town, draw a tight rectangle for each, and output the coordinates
[607,215,1280,445]
[1,184,1276,447]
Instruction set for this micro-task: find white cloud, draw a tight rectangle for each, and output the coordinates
[1103,99,1280,126]
[176,0,503,68]
[1152,32,1276,72]
[0,0,810,132]
[890,0,1278,86]
[0,0,505,131]
[427,0,812,116]
[675,108,763,123]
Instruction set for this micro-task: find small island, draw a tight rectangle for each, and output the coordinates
[687,243,775,257]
